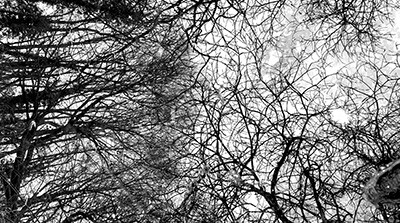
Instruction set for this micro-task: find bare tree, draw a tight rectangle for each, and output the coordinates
[0,0,206,222]
[186,0,400,222]
[2,0,400,222]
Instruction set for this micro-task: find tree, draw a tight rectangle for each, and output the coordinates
[186,0,400,222]
[3,0,400,222]
[0,0,206,222]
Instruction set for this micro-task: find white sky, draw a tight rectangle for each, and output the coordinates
[331,108,351,124]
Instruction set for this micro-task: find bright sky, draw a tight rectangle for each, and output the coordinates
[331,108,351,124]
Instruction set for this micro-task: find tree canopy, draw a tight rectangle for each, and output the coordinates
[1,0,400,222]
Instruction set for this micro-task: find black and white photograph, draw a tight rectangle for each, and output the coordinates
[1,0,400,222]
